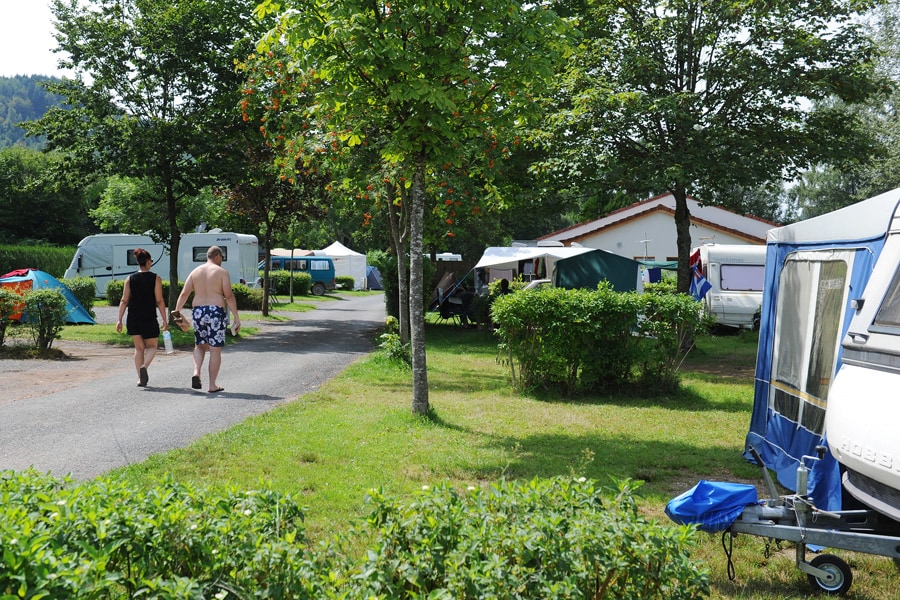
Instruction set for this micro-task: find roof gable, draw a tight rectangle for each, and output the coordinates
[539,193,776,245]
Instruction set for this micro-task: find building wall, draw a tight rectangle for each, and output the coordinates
[574,212,758,261]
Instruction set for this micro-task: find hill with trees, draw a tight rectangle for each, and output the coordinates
[0,75,63,149]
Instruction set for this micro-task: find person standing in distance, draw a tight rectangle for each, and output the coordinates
[116,247,168,387]
[174,246,241,393]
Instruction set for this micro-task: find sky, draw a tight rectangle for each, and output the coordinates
[0,1,70,78]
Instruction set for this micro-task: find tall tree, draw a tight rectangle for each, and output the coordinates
[0,147,96,244]
[254,0,573,414]
[552,0,890,293]
[27,0,264,309]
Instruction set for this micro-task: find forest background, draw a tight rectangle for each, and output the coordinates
[3,2,900,260]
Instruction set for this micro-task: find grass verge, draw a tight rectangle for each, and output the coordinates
[56,320,900,598]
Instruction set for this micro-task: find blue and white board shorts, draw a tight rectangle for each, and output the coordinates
[192,305,227,347]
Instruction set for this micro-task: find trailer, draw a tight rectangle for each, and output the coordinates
[64,231,260,297]
[728,447,900,596]
[671,188,900,596]
[693,243,766,330]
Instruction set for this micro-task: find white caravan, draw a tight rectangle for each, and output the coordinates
[826,193,900,521]
[64,232,260,297]
[694,243,766,329]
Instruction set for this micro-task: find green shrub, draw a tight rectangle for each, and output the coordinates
[109,278,176,307]
[23,288,68,350]
[0,288,20,347]
[492,284,706,396]
[61,276,96,316]
[106,279,124,306]
[0,244,76,279]
[335,275,355,290]
[356,477,708,599]
[232,283,264,311]
[377,331,411,367]
[0,471,707,600]
[0,470,321,599]
[635,292,708,391]
[268,270,313,296]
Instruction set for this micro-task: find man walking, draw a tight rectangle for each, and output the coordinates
[174,246,241,393]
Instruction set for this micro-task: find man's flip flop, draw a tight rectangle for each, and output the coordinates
[192,376,202,390]
[208,387,224,394]
[139,367,148,387]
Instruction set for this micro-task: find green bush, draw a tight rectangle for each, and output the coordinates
[492,284,705,395]
[23,288,68,350]
[61,276,96,316]
[105,279,124,306]
[0,471,707,600]
[356,477,708,599]
[0,288,20,347]
[0,244,76,279]
[0,470,320,599]
[232,283,264,311]
[267,270,313,296]
[335,275,355,290]
[635,292,709,391]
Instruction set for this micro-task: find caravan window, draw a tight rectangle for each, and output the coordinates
[771,255,849,435]
[310,260,330,271]
[126,250,139,266]
[873,266,900,329]
[192,246,228,263]
[720,264,765,291]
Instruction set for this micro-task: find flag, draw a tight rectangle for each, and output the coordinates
[690,266,712,300]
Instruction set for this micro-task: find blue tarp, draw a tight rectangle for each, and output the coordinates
[666,480,759,532]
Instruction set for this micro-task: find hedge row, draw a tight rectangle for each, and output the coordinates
[0,244,76,280]
[0,471,708,599]
[105,279,268,312]
[491,284,706,395]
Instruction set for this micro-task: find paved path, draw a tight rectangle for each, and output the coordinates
[0,293,385,479]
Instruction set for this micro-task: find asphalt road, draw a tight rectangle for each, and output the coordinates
[0,293,385,479]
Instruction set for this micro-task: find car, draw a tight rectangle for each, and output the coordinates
[523,278,551,290]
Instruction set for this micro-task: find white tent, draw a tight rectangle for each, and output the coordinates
[315,241,368,290]
[473,246,595,292]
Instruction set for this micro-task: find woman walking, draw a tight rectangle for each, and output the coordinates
[116,248,168,387]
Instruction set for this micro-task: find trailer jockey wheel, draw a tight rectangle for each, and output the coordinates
[807,554,852,595]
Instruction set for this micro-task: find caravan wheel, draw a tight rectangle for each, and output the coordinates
[807,554,852,595]
[312,282,326,296]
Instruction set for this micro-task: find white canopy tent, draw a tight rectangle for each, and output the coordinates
[315,241,368,290]
[473,246,595,292]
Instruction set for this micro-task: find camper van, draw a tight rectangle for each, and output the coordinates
[694,244,766,329]
[64,232,260,297]
[259,255,336,296]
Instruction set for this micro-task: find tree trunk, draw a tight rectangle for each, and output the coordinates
[261,224,272,317]
[672,182,693,295]
[386,180,410,344]
[409,154,429,416]
[165,176,181,319]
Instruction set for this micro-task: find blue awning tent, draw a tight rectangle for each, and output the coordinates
[745,188,900,511]
[0,269,96,325]
[366,265,383,290]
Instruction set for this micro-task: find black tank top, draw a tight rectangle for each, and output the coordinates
[128,271,158,318]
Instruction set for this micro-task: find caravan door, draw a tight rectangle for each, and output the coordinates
[769,250,852,438]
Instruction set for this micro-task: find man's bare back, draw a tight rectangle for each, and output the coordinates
[185,261,233,307]
[173,246,241,393]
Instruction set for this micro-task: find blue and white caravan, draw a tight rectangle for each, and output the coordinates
[744,188,900,512]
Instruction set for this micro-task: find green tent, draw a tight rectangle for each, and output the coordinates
[554,249,642,292]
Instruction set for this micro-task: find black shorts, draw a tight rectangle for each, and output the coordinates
[126,317,160,340]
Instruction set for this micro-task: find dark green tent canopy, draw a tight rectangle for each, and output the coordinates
[555,250,642,291]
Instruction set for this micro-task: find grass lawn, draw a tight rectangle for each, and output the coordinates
[83,312,900,599]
